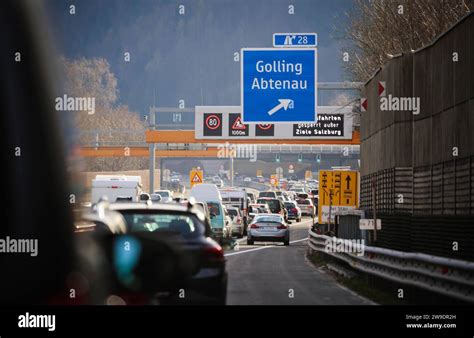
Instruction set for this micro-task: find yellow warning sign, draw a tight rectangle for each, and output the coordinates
[270,174,278,186]
[318,170,359,224]
[340,171,358,206]
[256,169,263,177]
[190,169,203,188]
[305,170,313,180]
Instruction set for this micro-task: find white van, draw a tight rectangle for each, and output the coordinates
[219,187,249,233]
[190,184,230,243]
[91,175,142,203]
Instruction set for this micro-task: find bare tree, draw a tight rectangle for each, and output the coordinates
[60,57,148,171]
[340,0,473,81]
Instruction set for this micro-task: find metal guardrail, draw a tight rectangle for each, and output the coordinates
[307,230,474,302]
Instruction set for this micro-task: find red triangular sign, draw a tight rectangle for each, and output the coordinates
[192,173,202,183]
[232,116,246,130]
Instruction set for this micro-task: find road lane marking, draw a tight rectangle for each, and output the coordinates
[225,237,307,257]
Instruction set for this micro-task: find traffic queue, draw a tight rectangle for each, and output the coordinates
[74,174,318,305]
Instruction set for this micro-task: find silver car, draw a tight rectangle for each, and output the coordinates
[247,214,290,246]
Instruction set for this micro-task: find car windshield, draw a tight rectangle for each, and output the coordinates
[119,211,203,238]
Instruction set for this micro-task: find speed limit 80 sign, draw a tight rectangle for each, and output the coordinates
[203,113,222,136]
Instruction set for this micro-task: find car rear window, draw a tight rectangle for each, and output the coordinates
[207,202,221,216]
[259,192,275,198]
[119,211,203,238]
[227,209,238,216]
[254,215,283,223]
[297,199,311,205]
[263,199,280,210]
[284,202,295,208]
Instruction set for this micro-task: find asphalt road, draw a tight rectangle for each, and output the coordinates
[225,217,374,305]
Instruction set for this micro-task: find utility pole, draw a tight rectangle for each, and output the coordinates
[149,108,156,194]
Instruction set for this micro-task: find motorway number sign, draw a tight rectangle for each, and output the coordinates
[241,48,317,123]
[189,169,203,188]
[273,33,317,47]
[318,170,359,224]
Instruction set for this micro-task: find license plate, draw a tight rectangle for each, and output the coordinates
[262,226,276,231]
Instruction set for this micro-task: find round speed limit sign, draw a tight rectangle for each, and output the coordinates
[205,114,221,130]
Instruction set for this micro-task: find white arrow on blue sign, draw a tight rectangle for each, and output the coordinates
[241,48,317,123]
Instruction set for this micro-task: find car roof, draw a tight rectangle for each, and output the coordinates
[109,202,195,213]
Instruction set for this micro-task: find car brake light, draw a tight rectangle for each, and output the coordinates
[291,208,297,212]
[203,243,224,260]
[277,224,287,230]
[250,223,258,229]
[237,218,241,224]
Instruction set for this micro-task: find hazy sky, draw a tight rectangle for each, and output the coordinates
[46,0,354,115]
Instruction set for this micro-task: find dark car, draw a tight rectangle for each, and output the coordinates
[256,197,288,222]
[284,201,302,222]
[109,202,227,305]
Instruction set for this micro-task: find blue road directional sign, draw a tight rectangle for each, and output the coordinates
[241,48,317,123]
[273,33,317,47]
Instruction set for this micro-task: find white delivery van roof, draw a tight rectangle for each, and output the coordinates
[92,175,142,188]
[219,188,246,198]
[190,184,222,202]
